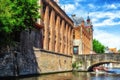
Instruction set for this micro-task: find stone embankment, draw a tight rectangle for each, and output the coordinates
[0,30,72,77]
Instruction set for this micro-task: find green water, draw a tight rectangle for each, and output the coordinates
[17,71,120,80]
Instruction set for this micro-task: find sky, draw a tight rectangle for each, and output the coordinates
[59,0,120,50]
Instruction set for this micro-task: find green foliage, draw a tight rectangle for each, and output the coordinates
[93,39,105,53]
[72,61,82,69]
[12,0,40,30]
[72,62,77,69]
[0,0,15,33]
[0,0,40,32]
[118,49,120,53]
[0,0,40,46]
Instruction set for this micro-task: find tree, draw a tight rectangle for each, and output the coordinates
[0,0,40,46]
[118,49,120,53]
[93,39,105,53]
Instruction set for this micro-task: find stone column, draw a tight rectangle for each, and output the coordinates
[49,10,55,51]
[63,24,66,54]
[67,25,69,55]
[65,24,68,54]
[55,16,60,52]
[68,27,71,55]
[70,29,73,55]
[43,6,49,50]
[60,20,65,53]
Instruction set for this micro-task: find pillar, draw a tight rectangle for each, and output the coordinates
[60,20,65,53]
[68,27,71,55]
[49,10,55,51]
[43,6,49,50]
[64,24,66,54]
[70,29,73,55]
[55,16,60,52]
[65,24,68,54]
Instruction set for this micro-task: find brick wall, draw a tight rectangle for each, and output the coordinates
[34,49,72,73]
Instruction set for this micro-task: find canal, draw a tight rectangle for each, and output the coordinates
[3,69,120,80]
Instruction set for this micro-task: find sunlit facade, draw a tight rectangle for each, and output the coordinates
[73,17,93,55]
[37,0,74,55]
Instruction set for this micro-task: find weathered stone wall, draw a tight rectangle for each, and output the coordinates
[0,53,15,77]
[34,49,72,73]
[18,29,42,75]
[0,29,72,77]
[0,29,42,77]
[20,29,72,74]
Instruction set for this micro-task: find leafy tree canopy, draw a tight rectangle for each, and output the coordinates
[93,39,105,53]
[0,0,40,46]
[0,0,40,33]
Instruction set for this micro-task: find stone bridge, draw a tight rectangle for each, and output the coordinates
[73,53,120,71]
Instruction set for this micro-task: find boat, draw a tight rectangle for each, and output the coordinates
[91,66,109,74]
[93,66,108,71]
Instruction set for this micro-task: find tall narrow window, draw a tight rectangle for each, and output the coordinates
[73,46,79,54]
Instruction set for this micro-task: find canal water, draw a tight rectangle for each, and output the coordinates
[4,69,120,80]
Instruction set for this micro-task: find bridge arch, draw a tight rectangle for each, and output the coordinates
[73,54,120,71]
[87,61,118,72]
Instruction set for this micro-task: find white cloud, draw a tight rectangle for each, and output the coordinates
[94,29,120,50]
[60,0,84,15]
[106,4,117,9]
[93,20,120,27]
[104,3,120,9]
[60,4,76,13]
[90,11,120,27]
[73,0,86,2]
[88,4,95,9]
[90,11,120,19]
[92,18,98,23]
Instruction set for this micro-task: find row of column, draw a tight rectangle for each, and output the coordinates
[43,6,73,55]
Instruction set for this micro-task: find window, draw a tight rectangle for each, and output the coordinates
[73,46,79,54]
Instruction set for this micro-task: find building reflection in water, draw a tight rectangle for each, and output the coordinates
[18,71,120,80]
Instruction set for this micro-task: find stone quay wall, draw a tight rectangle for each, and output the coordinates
[0,30,72,77]
[0,50,72,77]
[34,49,72,74]
[0,53,15,77]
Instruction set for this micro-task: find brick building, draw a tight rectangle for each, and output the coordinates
[32,0,74,73]
[73,16,93,55]
[38,0,74,55]
[109,48,118,53]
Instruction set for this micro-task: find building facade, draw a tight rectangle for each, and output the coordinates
[73,16,93,55]
[109,48,118,53]
[38,0,74,55]
[33,0,74,74]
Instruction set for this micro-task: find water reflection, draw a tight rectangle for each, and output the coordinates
[15,71,120,80]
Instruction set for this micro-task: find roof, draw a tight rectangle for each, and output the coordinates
[72,17,84,26]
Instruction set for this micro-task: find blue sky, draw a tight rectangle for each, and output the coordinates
[58,0,120,50]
